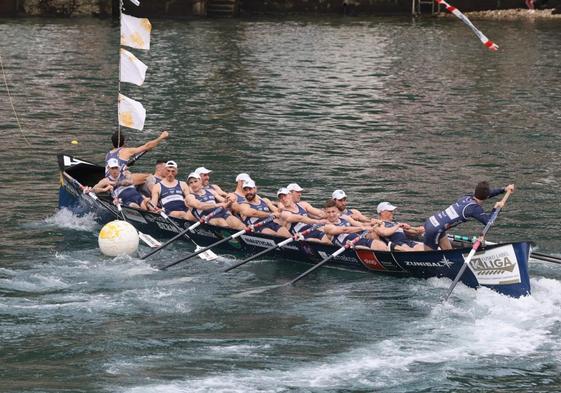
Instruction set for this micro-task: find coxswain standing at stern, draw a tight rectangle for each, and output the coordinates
[423,182,515,251]
[185,172,244,229]
[150,161,195,220]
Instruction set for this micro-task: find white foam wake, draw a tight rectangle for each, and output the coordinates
[42,208,99,232]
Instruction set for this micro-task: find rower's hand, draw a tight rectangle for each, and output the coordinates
[370,218,382,226]
[272,211,281,219]
[83,186,92,194]
[505,184,515,193]
[398,223,411,229]
[160,130,169,139]
[494,200,505,209]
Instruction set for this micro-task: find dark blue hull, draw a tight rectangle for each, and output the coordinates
[57,153,532,298]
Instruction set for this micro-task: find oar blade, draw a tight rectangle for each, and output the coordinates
[139,232,161,248]
[196,245,218,261]
[231,284,285,298]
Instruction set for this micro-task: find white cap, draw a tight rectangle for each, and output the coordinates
[332,189,347,200]
[236,173,252,183]
[242,179,256,189]
[377,201,397,213]
[107,158,119,168]
[165,160,178,169]
[194,167,212,175]
[277,187,290,197]
[287,183,303,192]
[187,172,200,180]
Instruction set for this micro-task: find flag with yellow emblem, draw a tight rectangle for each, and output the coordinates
[120,14,151,50]
[118,93,146,131]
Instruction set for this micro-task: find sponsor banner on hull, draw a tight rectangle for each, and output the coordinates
[318,250,357,264]
[466,244,521,285]
[241,235,277,249]
[355,249,386,271]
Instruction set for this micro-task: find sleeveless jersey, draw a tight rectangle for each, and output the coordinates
[104,148,128,176]
[333,218,352,246]
[287,203,309,234]
[160,181,186,212]
[107,173,135,198]
[242,198,271,225]
[381,221,409,244]
[191,189,218,219]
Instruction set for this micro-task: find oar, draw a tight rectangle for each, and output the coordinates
[444,190,512,301]
[449,233,561,265]
[232,234,363,297]
[63,172,161,248]
[160,216,275,271]
[146,204,219,261]
[140,206,221,260]
[224,225,320,273]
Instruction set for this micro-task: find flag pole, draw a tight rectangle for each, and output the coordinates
[117,0,122,142]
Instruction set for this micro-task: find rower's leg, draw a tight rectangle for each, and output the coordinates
[438,235,452,250]
[370,239,387,251]
[208,217,228,227]
[225,215,245,230]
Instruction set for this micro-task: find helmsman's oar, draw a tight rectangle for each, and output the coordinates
[63,172,161,248]
[160,216,275,271]
[444,190,512,301]
[224,225,320,273]
[140,206,221,260]
[449,233,561,266]
[126,150,147,167]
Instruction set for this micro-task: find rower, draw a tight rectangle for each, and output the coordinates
[322,199,386,250]
[423,182,515,251]
[277,187,329,243]
[87,158,149,210]
[331,189,370,222]
[149,161,195,220]
[140,159,167,197]
[238,180,291,237]
[194,167,228,198]
[185,172,244,229]
[105,130,169,184]
[376,201,425,251]
[286,183,325,219]
[227,173,251,216]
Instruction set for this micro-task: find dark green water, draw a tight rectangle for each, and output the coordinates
[1,16,560,392]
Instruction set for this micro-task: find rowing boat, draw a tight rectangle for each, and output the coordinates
[57,153,532,298]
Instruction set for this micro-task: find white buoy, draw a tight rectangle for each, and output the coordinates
[98,220,139,256]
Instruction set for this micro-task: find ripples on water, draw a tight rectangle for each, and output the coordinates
[1,16,561,392]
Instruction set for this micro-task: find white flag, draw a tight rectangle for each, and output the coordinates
[118,94,146,130]
[120,48,147,86]
[120,14,151,50]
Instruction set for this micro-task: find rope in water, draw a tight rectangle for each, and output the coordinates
[0,54,32,146]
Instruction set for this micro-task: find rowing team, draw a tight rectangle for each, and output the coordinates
[85,130,515,252]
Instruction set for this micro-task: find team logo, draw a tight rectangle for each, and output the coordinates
[466,245,521,285]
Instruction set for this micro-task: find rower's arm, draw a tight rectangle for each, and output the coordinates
[211,184,228,198]
[280,211,321,225]
[121,130,169,158]
[374,223,399,237]
[263,198,279,213]
[90,178,113,194]
[185,194,225,210]
[324,225,363,236]
[150,184,161,208]
[301,202,326,219]
[351,209,371,223]
[238,204,274,219]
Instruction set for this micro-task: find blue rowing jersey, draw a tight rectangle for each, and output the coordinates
[107,172,135,197]
[242,198,271,225]
[105,148,128,176]
[160,181,186,212]
[426,188,504,231]
[234,192,246,204]
[333,218,352,246]
[288,203,309,233]
[191,189,218,219]
[381,221,409,244]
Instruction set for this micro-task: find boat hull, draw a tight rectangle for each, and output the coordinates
[57,153,532,298]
